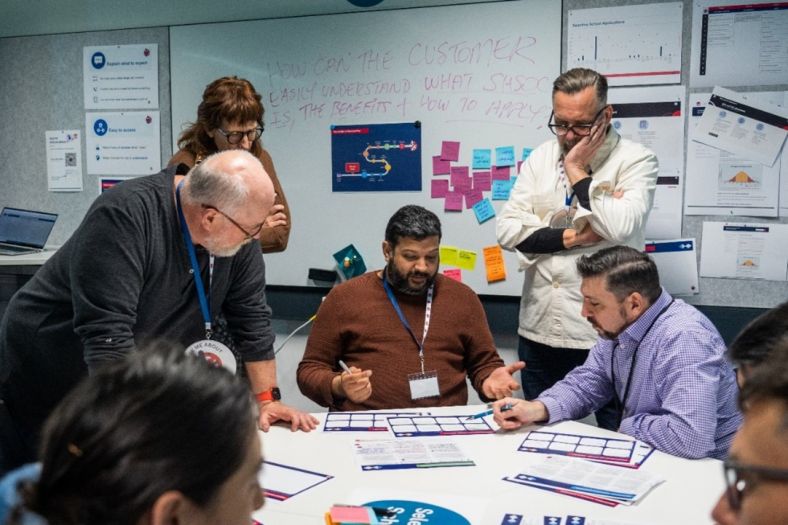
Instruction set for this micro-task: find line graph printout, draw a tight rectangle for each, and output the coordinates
[690,1,788,87]
[567,3,683,86]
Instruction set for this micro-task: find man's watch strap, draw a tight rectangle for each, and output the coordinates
[255,387,281,403]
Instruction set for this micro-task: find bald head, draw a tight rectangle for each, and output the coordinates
[180,150,274,257]
[183,149,274,216]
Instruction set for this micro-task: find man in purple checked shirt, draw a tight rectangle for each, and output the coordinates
[493,245,742,459]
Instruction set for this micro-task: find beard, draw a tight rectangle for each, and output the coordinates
[203,236,249,258]
[385,260,436,296]
[587,304,629,340]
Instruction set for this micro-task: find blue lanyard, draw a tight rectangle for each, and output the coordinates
[383,277,433,373]
[175,180,214,338]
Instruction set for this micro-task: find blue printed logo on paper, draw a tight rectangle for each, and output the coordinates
[756,122,764,131]
[91,52,106,69]
[93,119,108,136]
[639,120,649,130]
[613,120,622,129]
[737,116,745,125]
[365,500,470,524]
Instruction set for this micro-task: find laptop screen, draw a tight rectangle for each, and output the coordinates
[0,207,58,248]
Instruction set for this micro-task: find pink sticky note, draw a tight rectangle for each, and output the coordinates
[473,171,492,191]
[491,165,511,180]
[433,155,451,175]
[465,190,484,208]
[451,167,471,191]
[441,141,460,161]
[431,179,449,198]
[444,268,462,282]
[330,506,372,522]
[445,191,463,211]
[516,160,523,173]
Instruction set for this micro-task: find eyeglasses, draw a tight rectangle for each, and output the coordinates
[204,206,263,240]
[722,460,788,510]
[548,106,607,137]
[215,126,264,145]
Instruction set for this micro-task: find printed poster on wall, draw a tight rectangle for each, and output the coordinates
[85,111,161,175]
[45,129,83,192]
[331,122,421,192]
[84,44,159,109]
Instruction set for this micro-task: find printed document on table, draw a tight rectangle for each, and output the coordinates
[609,85,685,238]
[567,3,682,86]
[700,222,788,281]
[693,86,787,167]
[353,437,474,471]
[690,1,788,88]
[685,92,785,217]
[46,130,83,192]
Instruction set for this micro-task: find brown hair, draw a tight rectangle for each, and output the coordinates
[177,76,265,160]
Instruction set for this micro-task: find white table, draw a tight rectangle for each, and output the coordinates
[253,405,723,525]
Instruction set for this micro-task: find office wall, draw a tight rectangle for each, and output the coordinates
[0,27,172,245]
[1,0,786,310]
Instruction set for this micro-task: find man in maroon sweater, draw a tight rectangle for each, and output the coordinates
[297,205,524,410]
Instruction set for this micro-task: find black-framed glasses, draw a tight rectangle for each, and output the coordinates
[723,460,788,510]
[204,205,263,240]
[215,126,264,145]
[548,106,607,137]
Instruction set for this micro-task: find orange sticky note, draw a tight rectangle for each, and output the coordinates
[483,245,506,283]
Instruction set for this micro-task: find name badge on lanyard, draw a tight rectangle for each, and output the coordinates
[176,180,237,374]
[383,278,440,400]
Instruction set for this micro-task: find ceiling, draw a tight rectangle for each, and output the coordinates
[0,0,499,39]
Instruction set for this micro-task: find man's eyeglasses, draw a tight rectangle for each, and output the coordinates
[722,460,788,510]
[215,126,264,145]
[548,106,607,137]
[204,206,263,240]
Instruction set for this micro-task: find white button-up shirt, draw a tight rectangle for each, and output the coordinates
[496,128,658,349]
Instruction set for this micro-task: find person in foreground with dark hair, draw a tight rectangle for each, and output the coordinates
[725,300,788,387]
[297,205,524,410]
[711,345,788,525]
[0,346,264,525]
[492,246,742,459]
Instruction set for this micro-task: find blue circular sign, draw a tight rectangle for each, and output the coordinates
[91,51,106,69]
[93,119,108,136]
[364,499,470,524]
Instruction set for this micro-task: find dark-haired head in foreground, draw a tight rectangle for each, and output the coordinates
[5,346,264,525]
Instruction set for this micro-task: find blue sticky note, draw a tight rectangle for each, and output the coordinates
[473,198,495,223]
[492,179,512,200]
[522,147,533,161]
[495,146,515,167]
[472,148,492,169]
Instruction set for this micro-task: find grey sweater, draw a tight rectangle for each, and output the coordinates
[0,166,274,432]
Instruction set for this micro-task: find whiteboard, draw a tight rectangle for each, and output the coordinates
[170,0,561,295]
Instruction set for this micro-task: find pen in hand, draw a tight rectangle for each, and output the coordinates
[338,359,352,374]
[465,402,514,421]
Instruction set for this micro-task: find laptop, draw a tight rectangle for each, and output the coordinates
[0,207,58,256]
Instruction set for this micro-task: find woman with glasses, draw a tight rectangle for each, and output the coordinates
[169,76,291,253]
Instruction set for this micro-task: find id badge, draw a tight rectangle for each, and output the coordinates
[408,370,440,400]
[185,339,237,373]
[549,206,576,229]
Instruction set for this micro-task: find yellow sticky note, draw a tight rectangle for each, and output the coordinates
[483,245,506,283]
[456,249,477,270]
[440,245,459,267]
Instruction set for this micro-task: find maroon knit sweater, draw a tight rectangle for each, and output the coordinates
[297,271,504,410]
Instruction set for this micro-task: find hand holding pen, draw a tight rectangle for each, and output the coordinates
[491,397,549,431]
[332,360,373,403]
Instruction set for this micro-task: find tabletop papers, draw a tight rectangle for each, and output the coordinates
[387,414,494,437]
[503,455,664,507]
[259,460,333,501]
[518,430,655,469]
[323,411,422,432]
[353,437,475,471]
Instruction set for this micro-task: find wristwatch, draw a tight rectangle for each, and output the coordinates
[255,387,281,403]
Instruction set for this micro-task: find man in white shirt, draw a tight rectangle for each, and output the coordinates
[496,68,658,429]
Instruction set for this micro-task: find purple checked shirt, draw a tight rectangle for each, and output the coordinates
[538,290,742,459]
